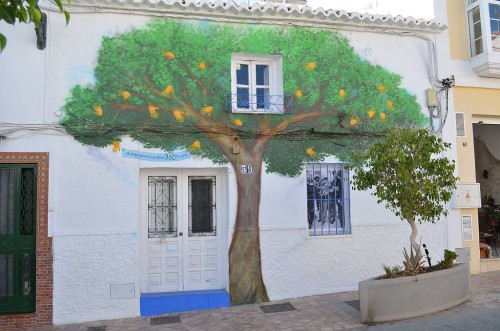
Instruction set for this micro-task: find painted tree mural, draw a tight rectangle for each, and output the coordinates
[61,19,426,305]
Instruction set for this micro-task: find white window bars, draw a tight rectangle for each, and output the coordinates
[306,163,351,236]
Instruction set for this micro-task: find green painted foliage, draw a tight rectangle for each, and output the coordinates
[61,19,426,176]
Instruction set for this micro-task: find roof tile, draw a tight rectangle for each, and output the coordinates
[68,0,446,32]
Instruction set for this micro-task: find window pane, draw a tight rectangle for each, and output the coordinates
[493,35,500,51]
[489,3,500,20]
[189,176,216,236]
[490,4,500,52]
[20,253,33,296]
[474,37,484,55]
[148,176,177,238]
[0,169,14,235]
[491,19,500,36]
[0,254,13,297]
[20,168,35,235]
[237,87,249,108]
[236,63,249,85]
[256,88,270,109]
[469,6,483,56]
[471,5,481,23]
[255,64,269,86]
[474,21,483,38]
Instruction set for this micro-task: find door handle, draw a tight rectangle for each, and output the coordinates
[179,232,183,237]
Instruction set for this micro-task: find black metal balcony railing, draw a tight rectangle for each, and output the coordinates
[225,94,292,114]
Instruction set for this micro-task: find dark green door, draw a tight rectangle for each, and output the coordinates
[0,164,37,313]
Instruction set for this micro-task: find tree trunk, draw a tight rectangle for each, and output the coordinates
[228,155,269,305]
[407,217,423,261]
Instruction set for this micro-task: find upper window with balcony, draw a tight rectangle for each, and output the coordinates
[226,53,290,114]
[467,0,500,77]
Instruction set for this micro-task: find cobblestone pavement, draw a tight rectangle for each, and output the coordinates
[33,270,500,331]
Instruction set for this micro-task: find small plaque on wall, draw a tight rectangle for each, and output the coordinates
[454,183,481,208]
[240,164,253,174]
[110,283,135,299]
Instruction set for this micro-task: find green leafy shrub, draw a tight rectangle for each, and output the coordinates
[382,264,402,278]
[437,249,458,269]
[403,246,425,275]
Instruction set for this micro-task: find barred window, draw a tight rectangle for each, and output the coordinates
[306,163,351,236]
[188,176,216,236]
[148,176,177,238]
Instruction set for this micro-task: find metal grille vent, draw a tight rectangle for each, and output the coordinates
[87,326,107,331]
[150,315,181,325]
[456,113,465,137]
[462,215,473,241]
[259,302,296,313]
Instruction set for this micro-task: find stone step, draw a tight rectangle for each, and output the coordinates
[140,289,230,316]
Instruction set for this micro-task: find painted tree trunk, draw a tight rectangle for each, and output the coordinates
[228,157,269,305]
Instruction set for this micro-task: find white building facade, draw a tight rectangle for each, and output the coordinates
[0,0,460,328]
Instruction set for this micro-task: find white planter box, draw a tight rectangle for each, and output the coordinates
[359,263,470,323]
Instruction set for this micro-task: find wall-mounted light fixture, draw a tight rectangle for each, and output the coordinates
[34,9,47,50]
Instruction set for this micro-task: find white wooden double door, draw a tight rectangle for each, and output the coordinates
[140,169,225,293]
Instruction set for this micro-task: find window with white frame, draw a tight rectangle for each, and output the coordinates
[306,163,351,236]
[228,53,286,113]
[466,0,500,76]
[467,0,500,56]
[468,2,483,56]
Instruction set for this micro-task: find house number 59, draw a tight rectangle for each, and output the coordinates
[240,164,253,174]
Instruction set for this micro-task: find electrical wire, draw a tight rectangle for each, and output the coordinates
[0,123,68,139]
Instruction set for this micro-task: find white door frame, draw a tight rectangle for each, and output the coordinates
[139,168,228,294]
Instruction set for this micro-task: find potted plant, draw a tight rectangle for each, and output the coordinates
[351,127,469,323]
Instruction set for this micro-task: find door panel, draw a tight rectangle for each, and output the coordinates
[0,165,37,313]
[184,175,219,291]
[184,238,219,290]
[141,169,224,294]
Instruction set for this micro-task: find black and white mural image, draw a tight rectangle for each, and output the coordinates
[306,163,350,235]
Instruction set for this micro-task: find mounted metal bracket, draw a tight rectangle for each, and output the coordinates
[35,12,47,50]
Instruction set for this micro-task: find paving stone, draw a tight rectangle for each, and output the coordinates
[39,270,500,331]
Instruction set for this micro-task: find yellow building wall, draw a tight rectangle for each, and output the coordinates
[453,88,500,273]
[448,0,469,61]
[448,0,500,273]
[454,87,500,117]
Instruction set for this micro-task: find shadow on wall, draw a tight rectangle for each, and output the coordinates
[474,130,500,204]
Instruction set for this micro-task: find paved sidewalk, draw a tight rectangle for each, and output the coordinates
[37,270,500,331]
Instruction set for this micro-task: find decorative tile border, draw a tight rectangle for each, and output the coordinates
[0,152,52,330]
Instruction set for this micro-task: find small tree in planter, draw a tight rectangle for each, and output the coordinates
[352,127,457,264]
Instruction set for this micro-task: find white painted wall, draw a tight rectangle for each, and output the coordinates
[0,4,457,325]
[434,0,463,253]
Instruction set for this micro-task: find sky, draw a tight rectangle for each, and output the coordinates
[307,0,435,19]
